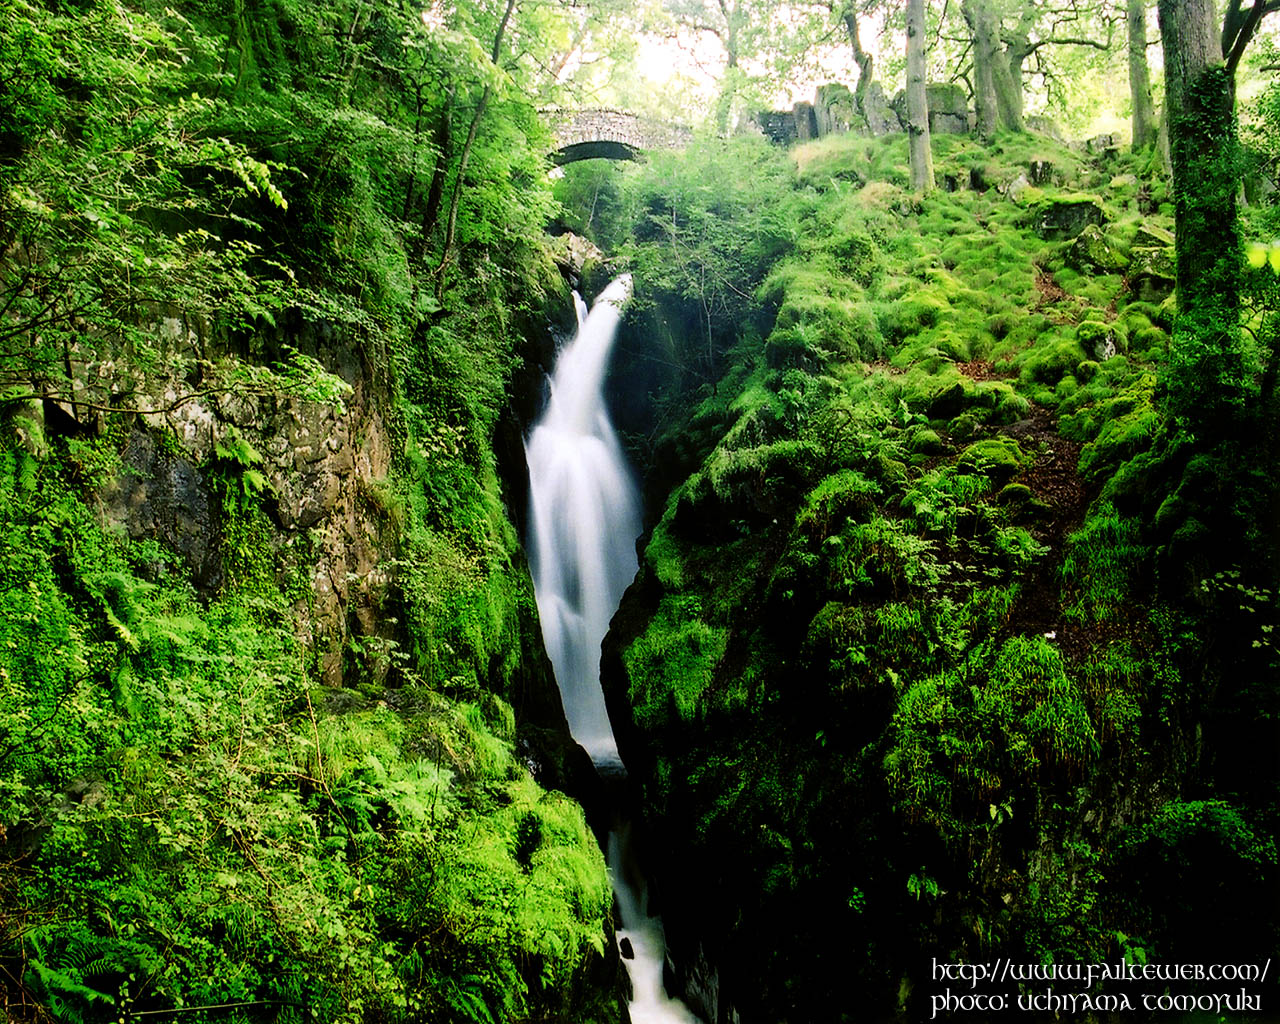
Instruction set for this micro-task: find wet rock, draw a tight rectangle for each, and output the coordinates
[1034,196,1105,240]
[1067,224,1128,274]
[1129,246,1176,303]
[620,937,635,960]
[926,83,968,134]
[101,427,223,594]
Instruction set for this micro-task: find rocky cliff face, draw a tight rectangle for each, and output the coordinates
[49,315,393,688]
[37,286,599,786]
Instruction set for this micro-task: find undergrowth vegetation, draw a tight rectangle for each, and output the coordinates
[0,423,613,1024]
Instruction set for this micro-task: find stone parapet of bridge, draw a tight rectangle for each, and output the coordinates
[543,108,692,164]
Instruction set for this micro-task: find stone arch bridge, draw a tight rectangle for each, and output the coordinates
[544,108,692,165]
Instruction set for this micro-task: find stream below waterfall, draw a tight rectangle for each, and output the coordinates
[525,277,702,1024]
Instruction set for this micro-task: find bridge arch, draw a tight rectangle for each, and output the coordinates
[544,108,691,165]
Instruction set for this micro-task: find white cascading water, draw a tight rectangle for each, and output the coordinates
[526,275,638,766]
[525,276,701,1024]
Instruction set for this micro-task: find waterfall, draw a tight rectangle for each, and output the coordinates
[525,277,701,1024]
[526,274,639,767]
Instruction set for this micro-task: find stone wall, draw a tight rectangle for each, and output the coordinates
[759,80,972,144]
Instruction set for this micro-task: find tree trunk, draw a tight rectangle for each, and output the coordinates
[1007,47,1026,125]
[963,0,998,139]
[964,0,1023,136]
[991,42,1024,130]
[1156,0,1243,431]
[840,4,875,117]
[431,0,517,292]
[906,0,934,191]
[1128,0,1158,149]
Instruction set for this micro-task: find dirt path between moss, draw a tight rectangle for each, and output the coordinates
[996,405,1093,661]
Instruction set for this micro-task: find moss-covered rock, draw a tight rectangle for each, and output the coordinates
[1034,195,1105,240]
[1076,319,1127,360]
[1133,223,1175,248]
[1129,246,1176,303]
[1066,223,1129,274]
[957,437,1028,482]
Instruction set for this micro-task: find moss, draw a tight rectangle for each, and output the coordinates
[1078,400,1161,484]
[1033,194,1105,240]
[1066,223,1128,273]
[997,482,1034,507]
[907,426,944,455]
[763,262,884,362]
[1019,334,1088,386]
[795,469,883,539]
[876,291,951,344]
[1132,326,1169,359]
[826,229,882,286]
[1061,504,1146,622]
[1075,319,1128,360]
[644,494,688,591]
[981,635,1098,767]
[624,594,729,727]
[958,437,1029,482]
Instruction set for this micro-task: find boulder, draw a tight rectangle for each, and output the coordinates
[549,232,605,284]
[1034,196,1105,240]
[793,100,818,140]
[1076,319,1124,361]
[1129,246,1176,303]
[1133,223,1174,249]
[926,82,968,134]
[862,81,901,136]
[1085,133,1119,157]
[1066,224,1128,274]
[1001,172,1032,202]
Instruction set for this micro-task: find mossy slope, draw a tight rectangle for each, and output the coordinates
[590,131,1278,1022]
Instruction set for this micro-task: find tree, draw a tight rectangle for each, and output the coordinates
[906,0,934,191]
[1156,0,1277,431]
[836,0,877,115]
[962,0,1022,137]
[659,0,760,130]
[1128,0,1157,149]
[958,0,1117,138]
[431,0,520,295]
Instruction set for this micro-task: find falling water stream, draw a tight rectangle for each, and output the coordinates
[525,277,701,1024]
